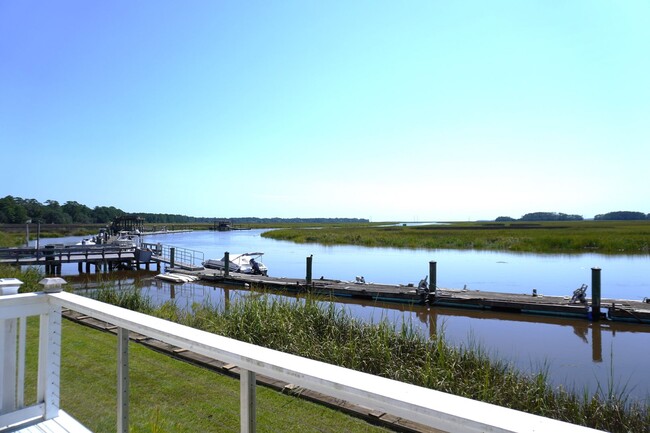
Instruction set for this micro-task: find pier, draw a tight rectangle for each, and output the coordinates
[3,243,649,324]
[166,264,650,325]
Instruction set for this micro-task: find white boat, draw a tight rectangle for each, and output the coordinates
[108,231,139,248]
[155,273,200,283]
[75,237,96,246]
[203,252,268,276]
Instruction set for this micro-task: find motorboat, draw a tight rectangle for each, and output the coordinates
[108,231,139,248]
[203,252,268,276]
[155,273,200,283]
[75,237,97,246]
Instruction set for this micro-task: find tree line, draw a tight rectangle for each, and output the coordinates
[0,196,123,224]
[496,211,650,222]
[0,196,369,225]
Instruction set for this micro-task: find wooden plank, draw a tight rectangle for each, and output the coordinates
[8,410,93,433]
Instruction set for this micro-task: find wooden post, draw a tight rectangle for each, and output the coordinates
[170,248,176,269]
[591,267,601,321]
[429,261,437,295]
[306,255,313,286]
[224,252,230,277]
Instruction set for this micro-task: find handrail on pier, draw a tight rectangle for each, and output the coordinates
[1,291,604,433]
[141,242,203,270]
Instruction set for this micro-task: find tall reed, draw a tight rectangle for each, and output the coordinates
[131,291,648,432]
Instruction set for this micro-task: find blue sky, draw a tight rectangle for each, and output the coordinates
[1,1,648,221]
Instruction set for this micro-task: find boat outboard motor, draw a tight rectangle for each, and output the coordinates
[250,258,262,275]
[417,276,429,295]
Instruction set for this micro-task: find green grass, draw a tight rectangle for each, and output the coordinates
[262,221,650,255]
[23,318,390,433]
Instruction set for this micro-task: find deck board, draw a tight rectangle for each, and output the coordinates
[4,411,92,433]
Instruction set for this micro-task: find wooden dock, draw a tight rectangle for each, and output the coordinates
[167,268,650,324]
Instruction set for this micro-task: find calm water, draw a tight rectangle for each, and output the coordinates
[53,229,650,402]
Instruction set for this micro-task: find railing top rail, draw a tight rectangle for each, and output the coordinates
[0,292,49,320]
[43,291,601,433]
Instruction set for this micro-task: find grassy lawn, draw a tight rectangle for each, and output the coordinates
[27,318,389,433]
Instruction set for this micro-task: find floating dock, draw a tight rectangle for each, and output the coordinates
[167,268,650,324]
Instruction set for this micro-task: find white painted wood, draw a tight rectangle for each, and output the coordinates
[0,294,88,433]
[0,294,49,320]
[37,305,61,421]
[1,318,17,413]
[17,317,27,408]
[7,410,92,433]
[0,404,44,430]
[117,328,129,433]
[240,369,256,433]
[48,291,605,433]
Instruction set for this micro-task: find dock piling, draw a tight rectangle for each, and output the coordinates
[170,248,176,269]
[591,267,602,321]
[306,255,313,287]
[429,261,437,296]
[224,252,230,277]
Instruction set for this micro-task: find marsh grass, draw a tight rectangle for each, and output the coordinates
[0,264,43,291]
[262,221,650,255]
[90,288,649,432]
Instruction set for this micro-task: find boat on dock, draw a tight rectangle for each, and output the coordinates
[203,252,268,276]
[155,272,200,283]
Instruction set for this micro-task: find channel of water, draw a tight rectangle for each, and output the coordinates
[52,229,650,402]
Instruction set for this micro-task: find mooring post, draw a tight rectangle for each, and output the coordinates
[591,267,602,321]
[224,251,230,277]
[170,247,176,269]
[429,261,437,296]
[306,255,313,286]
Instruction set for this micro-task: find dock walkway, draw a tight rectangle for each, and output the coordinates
[167,268,650,324]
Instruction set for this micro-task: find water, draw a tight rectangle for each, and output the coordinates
[50,229,650,402]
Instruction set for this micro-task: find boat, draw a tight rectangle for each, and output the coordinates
[75,237,97,246]
[155,273,200,283]
[107,231,139,248]
[203,252,268,276]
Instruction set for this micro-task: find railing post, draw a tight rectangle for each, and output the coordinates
[240,369,256,433]
[38,303,61,420]
[117,327,130,433]
[0,279,23,413]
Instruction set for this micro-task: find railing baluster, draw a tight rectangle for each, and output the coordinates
[17,316,27,408]
[0,317,17,412]
[240,369,256,433]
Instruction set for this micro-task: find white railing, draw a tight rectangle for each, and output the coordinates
[0,291,604,433]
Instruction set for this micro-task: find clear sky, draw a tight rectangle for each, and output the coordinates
[1,1,648,221]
